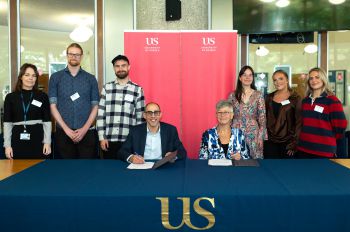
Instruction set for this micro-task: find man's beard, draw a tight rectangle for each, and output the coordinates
[116,71,128,79]
[68,60,80,67]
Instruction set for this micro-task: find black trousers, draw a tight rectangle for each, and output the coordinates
[263,140,295,159]
[55,127,97,159]
[101,141,124,159]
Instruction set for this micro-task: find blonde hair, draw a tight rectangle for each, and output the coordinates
[306,67,333,96]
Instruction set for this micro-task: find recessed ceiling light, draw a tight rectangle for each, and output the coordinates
[69,25,93,43]
[329,0,346,5]
[304,44,318,54]
[256,46,269,56]
[0,1,7,10]
[276,0,290,7]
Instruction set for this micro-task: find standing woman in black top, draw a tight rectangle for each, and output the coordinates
[264,70,302,158]
[3,63,51,159]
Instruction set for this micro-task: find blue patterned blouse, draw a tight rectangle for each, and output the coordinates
[199,126,250,159]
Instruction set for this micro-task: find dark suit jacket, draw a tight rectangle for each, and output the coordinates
[118,122,187,161]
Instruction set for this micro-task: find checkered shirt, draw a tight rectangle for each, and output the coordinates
[97,80,145,142]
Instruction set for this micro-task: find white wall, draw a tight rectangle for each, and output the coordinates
[104,0,134,83]
[211,0,232,30]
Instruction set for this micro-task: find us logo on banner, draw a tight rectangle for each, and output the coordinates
[125,30,237,158]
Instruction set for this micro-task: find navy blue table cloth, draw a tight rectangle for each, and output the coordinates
[0,159,350,232]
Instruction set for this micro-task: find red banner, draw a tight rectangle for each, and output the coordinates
[124,31,182,130]
[124,31,237,159]
[181,31,237,159]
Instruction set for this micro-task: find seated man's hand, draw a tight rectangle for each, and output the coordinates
[165,152,177,163]
[231,152,241,160]
[130,154,145,164]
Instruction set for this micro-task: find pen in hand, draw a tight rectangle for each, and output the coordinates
[132,152,145,164]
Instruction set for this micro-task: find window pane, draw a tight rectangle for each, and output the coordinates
[19,0,95,92]
[0,0,9,134]
[329,30,350,130]
[248,32,318,98]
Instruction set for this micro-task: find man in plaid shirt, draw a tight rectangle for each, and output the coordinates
[97,55,145,159]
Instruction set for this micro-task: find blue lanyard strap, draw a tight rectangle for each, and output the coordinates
[20,92,33,128]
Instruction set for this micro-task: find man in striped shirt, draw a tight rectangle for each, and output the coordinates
[97,55,145,159]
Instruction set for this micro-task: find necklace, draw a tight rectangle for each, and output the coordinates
[243,89,253,96]
[242,89,253,103]
[217,127,231,143]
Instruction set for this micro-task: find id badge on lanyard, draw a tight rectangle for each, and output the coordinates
[20,132,30,140]
[20,92,33,141]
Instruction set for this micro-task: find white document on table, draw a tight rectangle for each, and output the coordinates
[208,159,233,166]
[127,162,155,169]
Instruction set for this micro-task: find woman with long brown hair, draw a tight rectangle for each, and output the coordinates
[3,63,51,159]
[228,65,267,159]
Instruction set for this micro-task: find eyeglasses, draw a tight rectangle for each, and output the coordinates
[216,111,232,116]
[145,111,161,116]
[67,53,82,58]
[242,74,253,77]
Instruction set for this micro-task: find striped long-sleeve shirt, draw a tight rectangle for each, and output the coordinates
[298,92,347,157]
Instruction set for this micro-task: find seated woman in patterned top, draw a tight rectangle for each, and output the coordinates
[199,100,250,160]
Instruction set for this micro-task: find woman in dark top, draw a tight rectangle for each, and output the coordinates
[3,63,51,159]
[264,70,302,158]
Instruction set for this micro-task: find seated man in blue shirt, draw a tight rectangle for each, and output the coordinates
[118,102,187,163]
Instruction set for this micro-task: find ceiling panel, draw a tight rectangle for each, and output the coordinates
[233,0,350,33]
[0,0,94,32]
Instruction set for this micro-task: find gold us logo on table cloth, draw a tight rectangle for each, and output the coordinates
[156,197,216,230]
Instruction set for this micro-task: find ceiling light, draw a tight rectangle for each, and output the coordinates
[60,50,67,57]
[69,25,93,43]
[256,46,269,56]
[329,0,346,5]
[260,0,275,2]
[276,0,290,7]
[0,1,7,11]
[304,44,318,54]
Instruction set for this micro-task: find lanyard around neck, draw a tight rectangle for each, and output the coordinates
[20,92,33,128]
